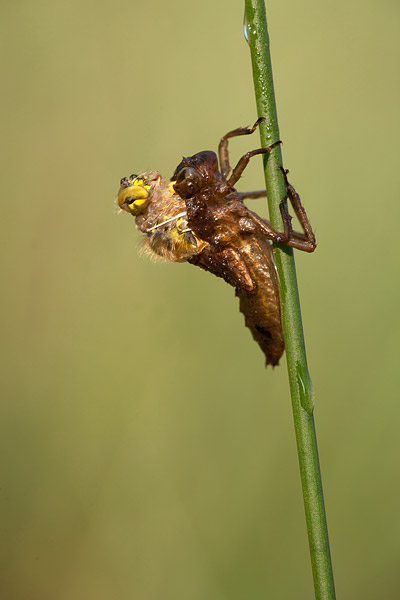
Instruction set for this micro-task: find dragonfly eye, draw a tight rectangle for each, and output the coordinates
[174,167,203,198]
[117,181,149,210]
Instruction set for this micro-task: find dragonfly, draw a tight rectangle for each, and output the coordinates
[117,119,316,366]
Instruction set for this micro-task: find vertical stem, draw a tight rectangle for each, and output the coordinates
[244,1,336,598]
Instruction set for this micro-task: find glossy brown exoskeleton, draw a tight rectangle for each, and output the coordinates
[117,119,316,366]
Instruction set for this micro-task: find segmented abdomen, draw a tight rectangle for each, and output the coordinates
[189,235,284,366]
[235,236,284,367]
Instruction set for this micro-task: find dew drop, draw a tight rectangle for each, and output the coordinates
[243,11,249,43]
[243,10,256,44]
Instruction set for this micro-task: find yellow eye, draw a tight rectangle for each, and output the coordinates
[118,183,149,208]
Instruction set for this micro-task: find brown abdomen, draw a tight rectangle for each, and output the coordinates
[235,236,284,366]
[189,235,284,366]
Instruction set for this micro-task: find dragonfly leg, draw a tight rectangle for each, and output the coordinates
[218,117,264,178]
[237,190,267,201]
[278,168,316,252]
[240,170,316,253]
[224,142,282,191]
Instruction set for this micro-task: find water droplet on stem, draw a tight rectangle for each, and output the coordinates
[243,11,249,44]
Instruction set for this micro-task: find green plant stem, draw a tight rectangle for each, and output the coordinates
[244,1,336,598]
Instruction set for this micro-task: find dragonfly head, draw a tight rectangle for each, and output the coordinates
[117,174,153,215]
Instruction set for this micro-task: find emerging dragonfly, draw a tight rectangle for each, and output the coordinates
[117,119,316,366]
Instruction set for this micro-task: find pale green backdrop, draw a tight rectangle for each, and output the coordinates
[1,1,400,598]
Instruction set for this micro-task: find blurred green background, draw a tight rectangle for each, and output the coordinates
[1,0,400,598]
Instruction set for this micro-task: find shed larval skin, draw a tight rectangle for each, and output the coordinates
[117,120,316,366]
